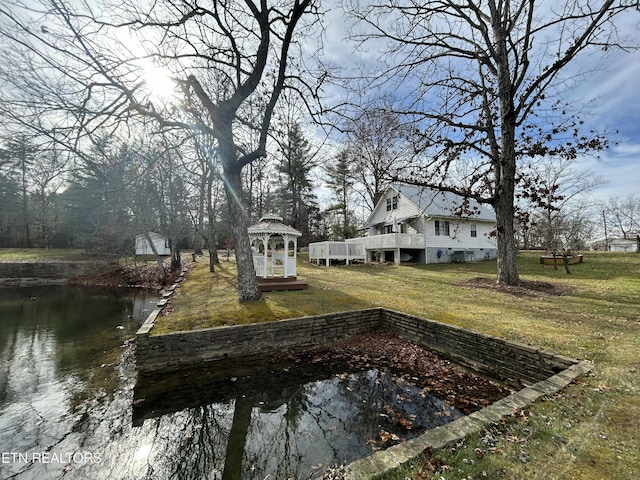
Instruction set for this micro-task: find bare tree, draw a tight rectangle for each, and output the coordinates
[189,133,226,272]
[29,143,70,248]
[345,107,414,211]
[604,195,640,239]
[518,156,604,252]
[0,0,321,301]
[346,0,637,285]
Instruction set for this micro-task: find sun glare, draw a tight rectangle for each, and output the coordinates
[142,63,176,100]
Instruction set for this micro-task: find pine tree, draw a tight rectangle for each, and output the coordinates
[325,150,357,239]
[275,123,317,242]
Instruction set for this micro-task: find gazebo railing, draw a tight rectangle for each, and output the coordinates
[253,255,267,277]
[285,259,296,277]
[253,253,297,277]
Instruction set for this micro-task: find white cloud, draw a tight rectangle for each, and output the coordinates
[577,149,639,202]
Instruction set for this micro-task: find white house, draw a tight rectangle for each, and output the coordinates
[310,183,497,265]
[135,232,171,256]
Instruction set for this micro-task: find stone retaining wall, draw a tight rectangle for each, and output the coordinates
[136,308,383,375]
[136,307,578,389]
[0,261,104,285]
[135,306,591,479]
[382,309,576,388]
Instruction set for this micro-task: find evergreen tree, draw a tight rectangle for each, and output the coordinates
[275,123,317,243]
[325,150,357,240]
[2,135,37,247]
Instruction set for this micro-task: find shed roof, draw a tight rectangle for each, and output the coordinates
[248,214,302,237]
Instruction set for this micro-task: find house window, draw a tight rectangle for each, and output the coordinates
[386,195,399,211]
[435,220,450,236]
[384,225,394,234]
[470,223,477,238]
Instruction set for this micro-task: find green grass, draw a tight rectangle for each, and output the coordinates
[0,248,88,261]
[159,251,639,479]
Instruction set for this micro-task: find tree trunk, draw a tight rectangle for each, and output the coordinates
[494,194,520,285]
[206,166,218,272]
[493,14,520,287]
[170,239,181,271]
[223,167,261,302]
[562,252,571,274]
[144,231,168,281]
[493,118,520,285]
[493,124,520,285]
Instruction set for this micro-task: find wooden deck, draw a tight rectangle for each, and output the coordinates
[257,276,308,292]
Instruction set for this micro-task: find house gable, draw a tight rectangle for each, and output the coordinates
[363,184,496,235]
[365,185,423,234]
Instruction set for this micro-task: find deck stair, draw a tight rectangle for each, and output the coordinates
[257,276,308,292]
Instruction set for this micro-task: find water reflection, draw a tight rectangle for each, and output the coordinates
[132,361,463,479]
[1,288,463,480]
[0,286,155,480]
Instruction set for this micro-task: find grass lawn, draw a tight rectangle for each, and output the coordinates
[0,248,88,261]
[159,251,639,479]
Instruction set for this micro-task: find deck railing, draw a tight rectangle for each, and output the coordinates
[348,233,425,250]
[308,241,366,264]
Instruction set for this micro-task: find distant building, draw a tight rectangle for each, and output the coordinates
[589,235,639,252]
[135,232,170,256]
[609,237,638,253]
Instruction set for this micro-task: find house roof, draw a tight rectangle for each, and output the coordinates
[248,214,302,237]
[371,183,496,222]
[610,237,638,244]
[136,232,166,239]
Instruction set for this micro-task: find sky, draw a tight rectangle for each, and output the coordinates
[569,48,640,202]
[318,2,640,206]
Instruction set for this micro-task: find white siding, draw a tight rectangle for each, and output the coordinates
[424,218,496,250]
[319,184,500,264]
[135,233,171,255]
[366,188,423,235]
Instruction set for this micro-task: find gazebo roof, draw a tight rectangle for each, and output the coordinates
[248,214,302,237]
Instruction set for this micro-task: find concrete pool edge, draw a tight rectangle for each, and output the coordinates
[342,360,593,479]
[135,307,592,478]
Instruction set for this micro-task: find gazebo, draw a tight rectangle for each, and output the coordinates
[248,214,308,291]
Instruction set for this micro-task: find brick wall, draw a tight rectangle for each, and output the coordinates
[136,307,579,388]
[136,308,383,375]
[381,309,576,388]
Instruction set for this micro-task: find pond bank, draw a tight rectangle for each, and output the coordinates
[136,302,592,479]
[0,258,190,290]
[0,260,105,286]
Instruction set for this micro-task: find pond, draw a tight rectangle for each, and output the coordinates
[132,358,464,479]
[0,286,155,479]
[1,287,487,479]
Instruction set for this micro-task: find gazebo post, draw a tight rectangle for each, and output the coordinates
[263,235,269,278]
[292,237,298,276]
[282,234,289,278]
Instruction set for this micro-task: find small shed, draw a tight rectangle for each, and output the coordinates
[609,237,638,253]
[135,232,170,256]
[248,214,307,291]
